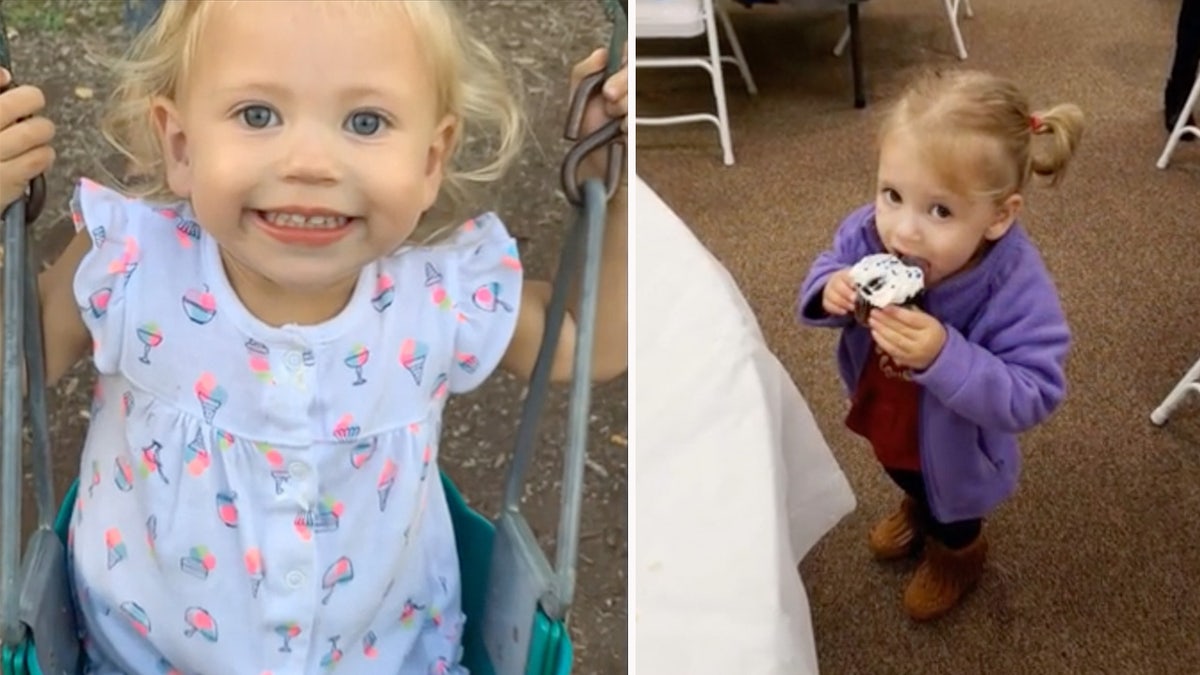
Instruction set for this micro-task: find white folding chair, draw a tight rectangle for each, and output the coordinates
[635,0,757,166]
[833,0,975,60]
[1156,71,1200,169]
[1152,354,1200,426]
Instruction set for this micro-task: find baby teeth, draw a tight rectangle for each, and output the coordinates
[263,211,349,229]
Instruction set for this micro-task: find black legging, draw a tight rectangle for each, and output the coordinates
[885,469,982,550]
[1167,0,1200,122]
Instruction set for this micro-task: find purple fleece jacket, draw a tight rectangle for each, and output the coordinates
[798,204,1070,522]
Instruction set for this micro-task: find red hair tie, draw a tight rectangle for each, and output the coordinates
[1029,115,1043,131]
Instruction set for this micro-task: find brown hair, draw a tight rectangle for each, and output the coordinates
[879,69,1085,201]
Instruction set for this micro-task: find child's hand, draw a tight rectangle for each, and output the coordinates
[822,268,856,316]
[568,46,627,178]
[0,69,55,211]
[868,305,947,371]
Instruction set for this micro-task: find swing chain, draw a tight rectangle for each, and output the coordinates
[0,10,47,225]
[560,0,627,207]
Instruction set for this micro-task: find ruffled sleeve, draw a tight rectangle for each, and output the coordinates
[69,179,149,374]
[438,212,524,394]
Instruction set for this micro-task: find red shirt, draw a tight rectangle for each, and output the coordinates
[845,341,922,471]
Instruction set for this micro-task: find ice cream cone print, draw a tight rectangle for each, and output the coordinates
[431,373,448,400]
[372,272,395,312]
[321,636,344,670]
[399,338,429,385]
[333,414,360,441]
[86,288,111,319]
[105,528,127,569]
[146,515,157,558]
[183,606,218,642]
[472,282,512,313]
[216,491,238,528]
[244,548,264,598]
[107,237,141,285]
[140,441,169,484]
[185,430,210,477]
[377,458,397,512]
[271,471,290,495]
[180,546,216,579]
[362,631,378,659]
[89,461,101,497]
[182,286,217,325]
[321,557,354,605]
[350,441,376,469]
[424,261,443,286]
[119,601,151,636]
[217,430,235,452]
[194,373,227,424]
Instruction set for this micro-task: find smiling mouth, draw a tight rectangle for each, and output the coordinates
[257,210,355,230]
[252,210,359,246]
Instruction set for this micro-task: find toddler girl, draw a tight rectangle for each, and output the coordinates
[0,1,627,672]
[797,69,1082,621]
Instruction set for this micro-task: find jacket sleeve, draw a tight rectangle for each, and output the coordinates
[796,204,874,328]
[911,249,1070,434]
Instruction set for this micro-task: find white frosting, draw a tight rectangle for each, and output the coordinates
[850,253,925,308]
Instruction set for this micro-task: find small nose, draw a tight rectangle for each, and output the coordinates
[894,209,922,244]
[279,124,341,185]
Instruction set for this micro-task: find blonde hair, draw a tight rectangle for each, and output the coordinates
[99,0,525,238]
[879,69,1085,202]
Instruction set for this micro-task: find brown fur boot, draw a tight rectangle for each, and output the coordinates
[903,534,987,621]
[867,496,924,560]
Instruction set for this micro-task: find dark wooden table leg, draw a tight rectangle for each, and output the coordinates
[849,3,866,108]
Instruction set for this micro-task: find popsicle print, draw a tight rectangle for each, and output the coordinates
[183,606,218,642]
[321,557,354,605]
[424,262,443,286]
[456,352,479,374]
[431,656,451,675]
[362,630,379,658]
[431,373,449,401]
[501,240,522,271]
[182,286,217,325]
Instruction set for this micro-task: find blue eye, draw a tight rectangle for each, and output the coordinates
[347,111,384,136]
[240,105,277,128]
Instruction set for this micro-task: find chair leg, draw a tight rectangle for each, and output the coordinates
[1152,356,1200,425]
[963,0,974,18]
[945,0,968,60]
[834,24,851,57]
[1157,72,1200,169]
[705,7,735,165]
[716,5,758,96]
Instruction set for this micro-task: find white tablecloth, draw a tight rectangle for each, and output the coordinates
[634,177,856,675]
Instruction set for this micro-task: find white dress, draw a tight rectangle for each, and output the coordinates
[66,178,523,675]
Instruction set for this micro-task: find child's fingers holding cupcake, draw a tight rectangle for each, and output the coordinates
[869,307,947,370]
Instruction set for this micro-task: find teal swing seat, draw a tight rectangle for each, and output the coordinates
[0,2,626,673]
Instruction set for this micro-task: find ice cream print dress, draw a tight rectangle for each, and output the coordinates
[66,179,522,675]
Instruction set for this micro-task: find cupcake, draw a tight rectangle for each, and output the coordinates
[849,253,926,325]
